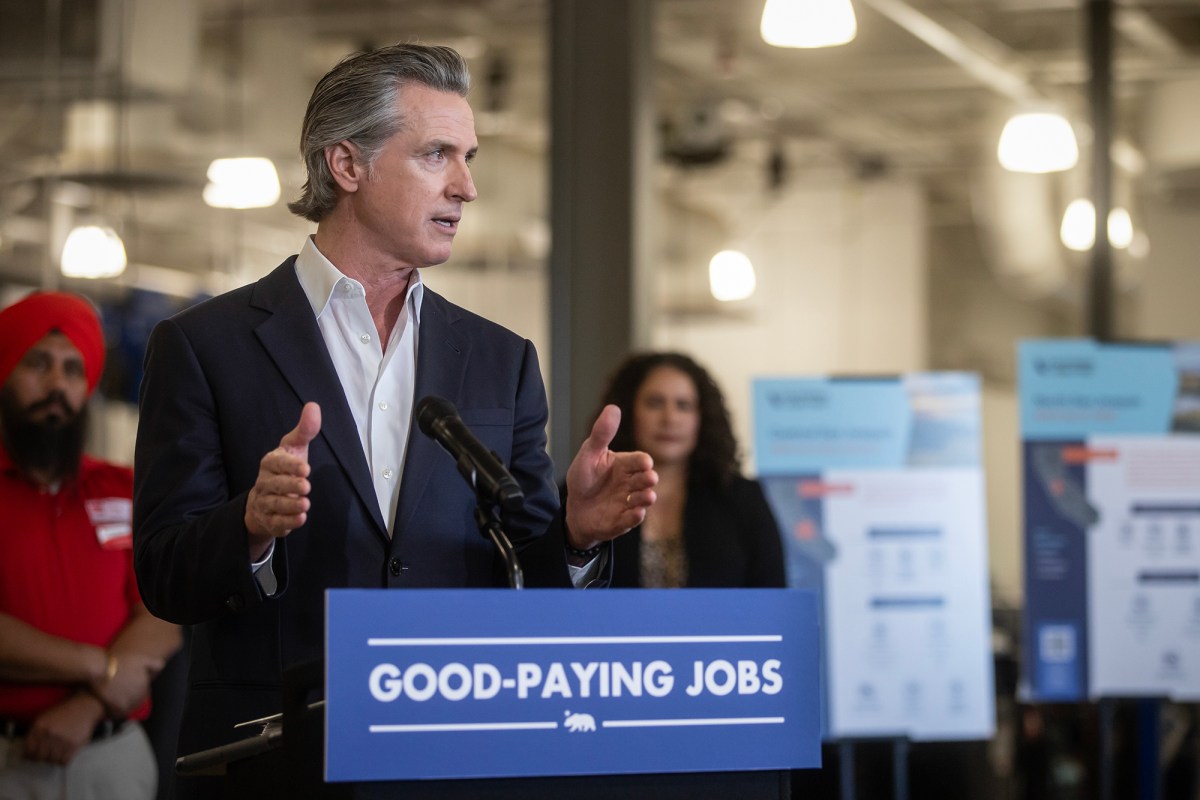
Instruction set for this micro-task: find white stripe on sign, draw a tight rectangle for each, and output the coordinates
[367,635,782,646]
[602,717,785,728]
[369,721,559,733]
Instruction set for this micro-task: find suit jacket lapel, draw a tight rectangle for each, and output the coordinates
[249,259,388,540]
[394,290,469,536]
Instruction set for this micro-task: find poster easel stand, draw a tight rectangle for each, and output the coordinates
[837,736,910,800]
[1136,698,1163,800]
[1097,696,1165,800]
[1099,697,1117,800]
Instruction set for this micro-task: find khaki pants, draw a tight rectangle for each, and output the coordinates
[0,721,156,800]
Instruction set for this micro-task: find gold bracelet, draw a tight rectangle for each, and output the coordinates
[104,652,119,682]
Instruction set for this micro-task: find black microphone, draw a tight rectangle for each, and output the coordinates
[416,396,525,513]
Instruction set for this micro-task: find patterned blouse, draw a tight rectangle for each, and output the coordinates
[640,536,688,588]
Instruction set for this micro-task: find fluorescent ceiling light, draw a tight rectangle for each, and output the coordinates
[709,250,757,301]
[997,112,1078,173]
[760,0,858,49]
[203,157,281,209]
[60,225,127,279]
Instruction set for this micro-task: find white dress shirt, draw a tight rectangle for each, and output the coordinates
[294,236,419,536]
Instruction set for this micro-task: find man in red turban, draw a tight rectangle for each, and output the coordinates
[0,292,180,799]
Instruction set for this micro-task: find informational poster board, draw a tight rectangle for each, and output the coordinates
[1020,339,1200,701]
[753,373,994,741]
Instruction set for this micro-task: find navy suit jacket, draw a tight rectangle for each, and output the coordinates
[132,258,571,755]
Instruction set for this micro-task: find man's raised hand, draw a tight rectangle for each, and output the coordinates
[245,402,321,557]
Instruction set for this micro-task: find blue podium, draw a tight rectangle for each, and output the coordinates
[183,588,821,798]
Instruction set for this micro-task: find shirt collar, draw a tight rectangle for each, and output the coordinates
[294,236,424,319]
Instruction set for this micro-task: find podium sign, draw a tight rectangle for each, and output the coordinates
[325,588,820,782]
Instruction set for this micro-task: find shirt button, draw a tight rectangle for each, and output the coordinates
[382,467,394,480]
[379,401,389,411]
[389,558,403,577]
[360,333,371,344]
[341,283,352,293]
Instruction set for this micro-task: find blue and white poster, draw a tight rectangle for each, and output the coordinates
[753,373,994,741]
[1020,339,1200,701]
[325,588,821,782]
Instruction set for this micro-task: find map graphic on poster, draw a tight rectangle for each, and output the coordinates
[753,374,995,741]
[1020,339,1200,701]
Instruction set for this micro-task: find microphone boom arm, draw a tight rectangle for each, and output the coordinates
[460,453,525,589]
[417,396,526,589]
[473,488,525,590]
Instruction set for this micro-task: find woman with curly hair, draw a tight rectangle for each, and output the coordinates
[592,352,785,588]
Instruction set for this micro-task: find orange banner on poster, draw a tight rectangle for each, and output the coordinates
[1060,446,1118,464]
[798,480,854,498]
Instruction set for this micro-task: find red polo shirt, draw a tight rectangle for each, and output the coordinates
[0,448,149,721]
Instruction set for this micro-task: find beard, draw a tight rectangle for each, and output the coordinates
[0,387,88,482]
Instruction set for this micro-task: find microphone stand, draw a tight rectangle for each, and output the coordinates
[472,481,524,590]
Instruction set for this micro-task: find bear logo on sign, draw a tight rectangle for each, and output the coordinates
[563,710,596,732]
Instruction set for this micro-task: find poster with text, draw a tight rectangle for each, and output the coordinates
[754,373,994,741]
[1020,339,1200,701]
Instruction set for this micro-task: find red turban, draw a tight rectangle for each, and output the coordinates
[0,292,106,395]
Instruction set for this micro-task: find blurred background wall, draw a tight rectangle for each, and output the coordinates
[3,0,1200,612]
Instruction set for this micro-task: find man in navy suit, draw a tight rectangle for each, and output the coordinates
[131,43,657,790]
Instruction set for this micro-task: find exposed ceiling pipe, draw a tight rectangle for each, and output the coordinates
[864,0,1168,95]
[861,0,1146,173]
[743,0,1183,176]
[859,0,1035,102]
[1115,8,1185,58]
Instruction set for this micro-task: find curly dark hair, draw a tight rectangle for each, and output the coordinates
[595,352,741,487]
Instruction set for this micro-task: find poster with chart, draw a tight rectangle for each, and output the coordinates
[753,373,994,741]
[1020,339,1200,701]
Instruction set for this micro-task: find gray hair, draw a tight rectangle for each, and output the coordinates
[287,43,471,222]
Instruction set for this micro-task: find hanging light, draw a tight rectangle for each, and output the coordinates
[1059,199,1136,252]
[60,225,127,279]
[1107,207,1133,250]
[1060,199,1095,251]
[203,157,281,209]
[760,0,858,49]
[997,112,1078,173]
[709,250,757,301]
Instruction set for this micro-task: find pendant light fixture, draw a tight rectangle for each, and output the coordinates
[203,157,281,209]
[1059,199,1136,252]
[997,112,1079,173]
[60,224,127,279]
[203,0,280,211]
[709,250,757,301]
[760,0,858,49]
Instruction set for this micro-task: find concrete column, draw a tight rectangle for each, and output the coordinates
[548,0,654,471]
